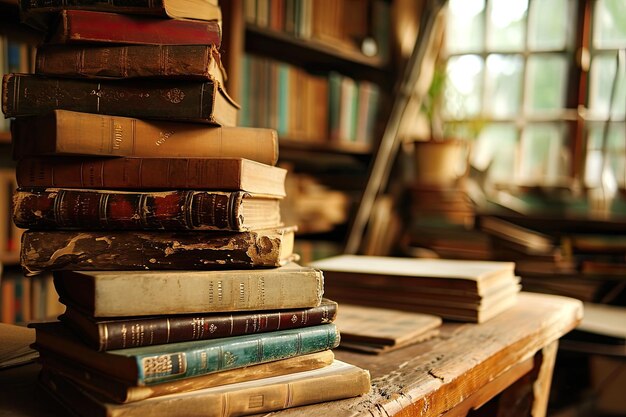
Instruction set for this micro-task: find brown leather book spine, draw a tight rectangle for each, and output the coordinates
[16,157,244,190]
[64,300,338,351]
[36,44,225,81]
[21,228,294,275]
[2,73,226,124]
[13,189,248,231]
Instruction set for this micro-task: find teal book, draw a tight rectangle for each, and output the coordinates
[31,322,339,386]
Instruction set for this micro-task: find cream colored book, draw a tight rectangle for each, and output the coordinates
[40,360,371,417]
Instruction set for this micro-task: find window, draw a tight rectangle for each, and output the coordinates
[443,0,626,195]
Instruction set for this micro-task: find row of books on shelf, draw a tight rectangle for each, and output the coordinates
[0,35,35,133]
[239,54,380,145]
[243,0,390,60]
[1,270,65,324]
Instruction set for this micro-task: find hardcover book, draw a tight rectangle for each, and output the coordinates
[60,299,337,350]
[2,74,239,126]
[36,44,226,83]
[52,263,323,317]
[12,110,278,165]
[14,189,284,231]
[31,321,340,385]
[21,0,222,22]
[21,227,297,276]
[47,10,222,46]
[16,157,285,195]
[38,350,336,403]
[39,359,369,416]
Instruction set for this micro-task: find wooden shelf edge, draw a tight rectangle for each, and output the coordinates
[279,138,373,155]
[0,251,21,266]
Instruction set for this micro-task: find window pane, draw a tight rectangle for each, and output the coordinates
[471,123,518,184]
[593,0,626,49]
[484,54,523,118]
[528,0,569,50]
[446,0,485,53]
[526,54,568,114]
[487,0,528,51]
[444,55,484,118]
[588,53,626,119]
[519,123,569,185]
[585,122,626,189]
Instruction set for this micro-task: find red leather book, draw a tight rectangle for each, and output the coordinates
[48,10,222,46]
[13,189,283,231]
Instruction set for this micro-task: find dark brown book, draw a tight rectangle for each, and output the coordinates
[2,73,238,126]
[16,157,286,196]
[14,189,283,231]
[61,299,338,351]
[37,350,335,403]
[11,111,278,165]
[21,227,297,276]
[36,44,226,83]
[47,10,221,46]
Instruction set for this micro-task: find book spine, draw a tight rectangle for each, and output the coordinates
[21,228,294,275]
[21,0,166,13]
[2,74,221,123]
[71,301,337,351]
[35,44,221,80]
[133,324,339,385]
[13,189,252,231]
[11,111,278,165]
[51,10,221,46]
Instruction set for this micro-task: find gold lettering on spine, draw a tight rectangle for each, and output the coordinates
[112,123,123,150]
[239,282,245,305]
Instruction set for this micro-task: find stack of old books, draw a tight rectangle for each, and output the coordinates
[1,2,370,416]
[311,255,522,323]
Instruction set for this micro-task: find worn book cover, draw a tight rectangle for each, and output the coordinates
[31,321,340,385]
[39,359,369,416]
[36,44,226,83]
[52,263,323,317]
[2,74,238,126]
[16,157,285,195]
[60,299,337,350]
[21,227,297,276]
[11,110,278,165]
[21,0,222,22]
[47,10,222,46]
[335,304,441,354]
[14,189,283,231]
[38,350,335,403]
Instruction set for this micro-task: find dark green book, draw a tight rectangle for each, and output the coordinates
[30,322,339,386]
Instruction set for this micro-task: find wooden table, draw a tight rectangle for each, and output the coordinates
[0,292,582,417]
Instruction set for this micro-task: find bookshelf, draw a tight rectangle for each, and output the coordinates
[222,0,396,259]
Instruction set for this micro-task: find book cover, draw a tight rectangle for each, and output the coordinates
[38,350,335,403]
[52,263,323,317]
[36,44,226,83]
[21,227,297,276]
[21,0,222,22]
[47,10,221,46]
[39,359,369,416]
[14,189,284,231]
[2,74,238,126]
[61,299,337,350]
[31,321,340,385]
[309,255,516,294]
[11,110,278,165]
[335,304,441,354]
[16,157,285,195]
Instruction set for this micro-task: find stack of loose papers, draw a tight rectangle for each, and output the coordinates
[310,255,521,323]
